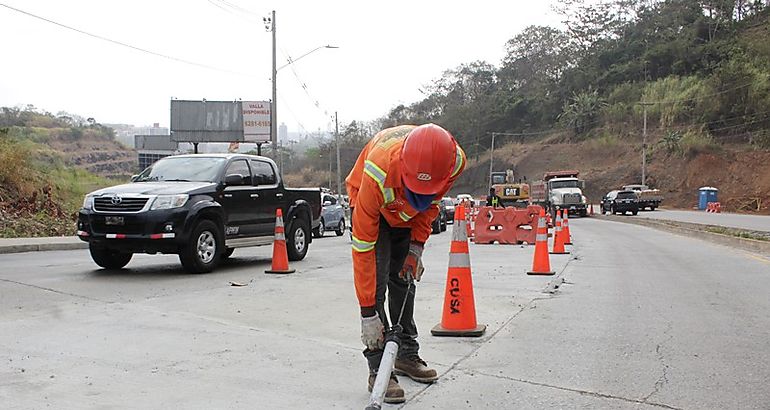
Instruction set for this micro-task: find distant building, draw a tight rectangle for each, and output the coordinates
[108,123,169,148]
[135,135,179,171]
[279,122,288,142]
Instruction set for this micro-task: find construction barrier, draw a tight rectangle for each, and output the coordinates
[472,205,542,245]
[265,209,296,274]
[706,202,722,213]
[431,205,486,337]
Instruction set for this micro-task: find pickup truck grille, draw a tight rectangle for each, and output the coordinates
[562,193,582,204]
[94,197,149,212]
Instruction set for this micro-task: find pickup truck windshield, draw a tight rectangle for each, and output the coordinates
[550,180,579,189]
[135,157,226,182]
[617,192,638,199]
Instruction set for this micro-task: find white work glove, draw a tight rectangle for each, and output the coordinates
[361,312,385,350]
[399,241,425,282]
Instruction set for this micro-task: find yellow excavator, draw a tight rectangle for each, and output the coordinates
[490,169,530,208]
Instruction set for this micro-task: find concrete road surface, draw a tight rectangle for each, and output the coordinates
[635,208,770,232]
[1,219,769,409]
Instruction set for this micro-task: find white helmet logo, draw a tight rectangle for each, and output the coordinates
[417,173,432,181]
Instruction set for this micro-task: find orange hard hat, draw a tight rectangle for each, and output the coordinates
[400,124,458,195]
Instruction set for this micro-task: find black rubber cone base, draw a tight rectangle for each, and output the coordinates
[431,323,486,337]
[527,270,555,276]
[549,251,570,255]
[265,268,295,274]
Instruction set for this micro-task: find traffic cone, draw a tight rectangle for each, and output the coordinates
[431,205,486,337]
[527,208,555,276]
[589,203,595,216]
[265,208,296,274]
[550,210,569,255]
[562,210,573,245]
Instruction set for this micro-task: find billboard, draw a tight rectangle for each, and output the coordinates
[170,100,272,144]
[241,101,271,143]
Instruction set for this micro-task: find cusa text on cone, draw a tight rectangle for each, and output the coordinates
[431,205,486,337]
[265,208,296,274]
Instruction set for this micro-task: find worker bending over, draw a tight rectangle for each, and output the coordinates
[346,123,466,403]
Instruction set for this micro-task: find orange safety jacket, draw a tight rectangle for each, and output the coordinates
[346,125,466,308]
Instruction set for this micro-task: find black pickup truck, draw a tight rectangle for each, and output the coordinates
[77,154,321,273]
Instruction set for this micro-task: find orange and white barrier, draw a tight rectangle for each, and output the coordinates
[472,205,542,245]
[706,202,721,213]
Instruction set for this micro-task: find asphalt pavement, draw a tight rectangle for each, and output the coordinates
[634,208,770,232]
[1,219,769,409]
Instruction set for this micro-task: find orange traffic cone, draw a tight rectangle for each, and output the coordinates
[431,205,486,337]
[550,210,569,255]
[562,210,573,245]
[265,208,296,274]
[527,208,555,276]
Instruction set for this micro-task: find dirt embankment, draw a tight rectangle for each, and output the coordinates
[452,139,770,215]
[47,137,136,179]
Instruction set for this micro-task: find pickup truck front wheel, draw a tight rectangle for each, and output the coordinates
[89,245,132,270]
[179,220,222,273]
[286,217,309,261]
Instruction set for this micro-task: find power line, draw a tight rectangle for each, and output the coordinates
[643,80,754,105]
[0,3,257,78]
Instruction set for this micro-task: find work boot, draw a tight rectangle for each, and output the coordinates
[394,355,438,383]
[367,373,405,404]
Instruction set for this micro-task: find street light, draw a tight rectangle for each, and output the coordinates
[278,45,339,72]
[265,10,338,148]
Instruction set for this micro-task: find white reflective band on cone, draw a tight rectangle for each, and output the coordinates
[275,218,284,227]
[538,217,546,228]
[275,233,285,241]
[536,234,548,242]
[452,220,467,241]
[448,252,471,268]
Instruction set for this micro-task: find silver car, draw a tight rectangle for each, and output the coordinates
[314,193,347,237]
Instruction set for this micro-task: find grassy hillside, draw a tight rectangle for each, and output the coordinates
[0,108,130,237]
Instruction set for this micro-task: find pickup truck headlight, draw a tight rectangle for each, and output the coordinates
[151,194,189,210]
[82,194,95,210]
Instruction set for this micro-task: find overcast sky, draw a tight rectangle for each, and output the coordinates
[0,0,560,137]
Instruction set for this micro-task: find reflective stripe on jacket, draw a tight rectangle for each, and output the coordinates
[345,125,466,307]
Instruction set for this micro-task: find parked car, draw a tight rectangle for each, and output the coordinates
[441,197,456,222]
[77,154,321,273]
[601,190,640,215]
[314,193,346,237]
[432,200,448,234]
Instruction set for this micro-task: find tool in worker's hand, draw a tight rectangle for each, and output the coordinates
[364,278,415,410]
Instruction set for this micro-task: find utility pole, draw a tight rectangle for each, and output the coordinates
[270,10,277,148]
[640,102,653,185]
[335,111,341,195]
[488,132,496,190]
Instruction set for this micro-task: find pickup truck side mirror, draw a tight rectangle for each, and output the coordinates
[224,174,244,186]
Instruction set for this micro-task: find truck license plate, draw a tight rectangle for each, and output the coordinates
[105,216,124,226]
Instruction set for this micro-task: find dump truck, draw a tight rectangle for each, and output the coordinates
[622,184,663,211]
[490,169,530,208]
[530,170,588,217]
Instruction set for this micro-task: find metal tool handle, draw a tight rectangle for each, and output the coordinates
[364,279,414,410]
[365,339,399,410]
